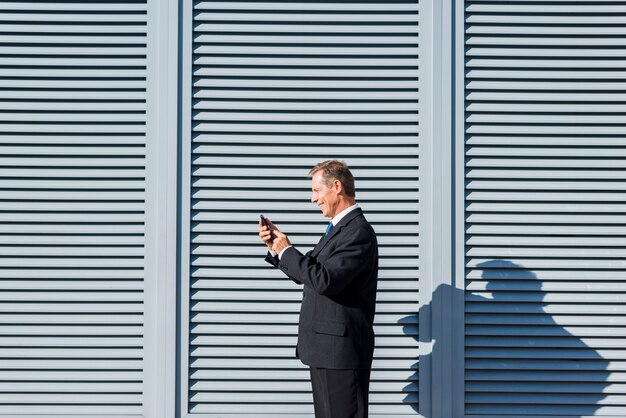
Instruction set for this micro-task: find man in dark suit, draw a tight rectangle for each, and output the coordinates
[259,160,378,418]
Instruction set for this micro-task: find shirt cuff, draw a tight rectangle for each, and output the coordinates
[278,246,292,259]
[269,249,277,257]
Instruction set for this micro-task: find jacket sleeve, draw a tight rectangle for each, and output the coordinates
[264,251,279,267]
[265,250,303,285]
[278,227,374,296]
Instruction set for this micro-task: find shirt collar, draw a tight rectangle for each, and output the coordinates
[331,203,359,226]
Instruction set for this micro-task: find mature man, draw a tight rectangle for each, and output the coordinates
[259,160,379,418]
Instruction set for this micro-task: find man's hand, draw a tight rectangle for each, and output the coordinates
[271,230,292,255]
[258,217,276,249]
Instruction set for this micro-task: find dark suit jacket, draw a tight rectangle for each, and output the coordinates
[265,208,378,369]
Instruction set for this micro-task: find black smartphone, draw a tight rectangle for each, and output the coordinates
[260,214,273,240]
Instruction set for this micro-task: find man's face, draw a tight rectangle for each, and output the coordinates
[311,171,339,219]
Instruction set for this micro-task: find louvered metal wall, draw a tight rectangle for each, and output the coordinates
[464,1,625,416]
[183,0,420,415]
[0,1,147,415]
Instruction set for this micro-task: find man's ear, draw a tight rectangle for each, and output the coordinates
[333,179,343,194]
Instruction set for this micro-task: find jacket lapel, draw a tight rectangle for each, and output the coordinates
[310,208,363,258]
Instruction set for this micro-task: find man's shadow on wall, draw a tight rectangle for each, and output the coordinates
[399,260,609,416]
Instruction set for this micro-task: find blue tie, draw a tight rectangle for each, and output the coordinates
[325,221,334,236]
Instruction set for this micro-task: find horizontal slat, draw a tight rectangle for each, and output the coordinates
[199,49,417,59]
[467,213,626,223]
[196,2,419,11]
[467,314,626,326]
[195,12,417,22]
[0,23,146,33]
[193,123,418,134]
[0,135,145,145]
[191,290,418,303]
[467,37,626,47]
[0,406,142,414]
[191,335,417,347]
[466,336,626,348]
[190,358,416,370]
[192,267,419,280]
[0,381,142,391]
[0,169,144,179]
[466,303,626,315]
[191,312,417,325]
[466,393,626,405]
[0,359,141,369]
[468,202,626,213]
[194,101,418,112]
[0,123,145,133]
[466,325,626,337]
[191,324,416,337]
[467,270,626,281]
[467,114,626,124]
[466,348,626,361]
[194,156,423,167]
[195,23,418,33]
[0,247,144,256]
[0,80,145,90]
[467,281,626,292]
[467,137,626,148]
[193,145,418,156]
[467,191,626,202]
[0,280,143,290]
[467,247,626,258]
[191,380,417,392]
[194,89,419,100]
[191,368,415,380]
[194,111,418,122]
[467,381,626,393]
[191,222,417,234]
[466,370,626,383]
[191,278,418,290]
[0,12,147,22]
[189,392,412,404]
[0,89,145,99]
[0,213,144,222]
[0,337,142,347]
[190,403,415,414]
[0,314,142,325]
[467,14,626,24]
[0,2,146,11]
[195,56,419,67]
[0,159,145,169]
[0,291,143,301]
[193,135,420,146]
[197,39,417,48]
[467,4,626,13]
[467,171,626,181]
[0,302,142,313]
[3,36,146,46]
[192,346,417,359]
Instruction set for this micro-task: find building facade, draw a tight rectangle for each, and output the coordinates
[0,1,624,417]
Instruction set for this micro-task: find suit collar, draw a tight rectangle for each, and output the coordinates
[311,207,363,257]
[330,204,359,227]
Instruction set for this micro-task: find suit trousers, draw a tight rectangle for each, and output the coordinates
[310,367,371,418]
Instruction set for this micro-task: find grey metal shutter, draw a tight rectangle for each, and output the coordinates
[183,0,420,415]
[464,1,626,416]
[0,1,147,415]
